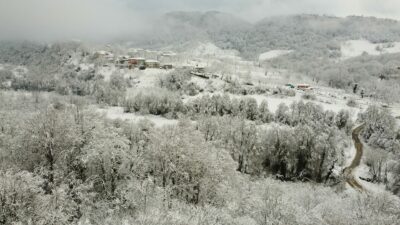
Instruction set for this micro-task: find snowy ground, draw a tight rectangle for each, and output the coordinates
[98,65,116,81]
[258,50,293,61]
[125,69,172,95]
[391,104,400,122]
[179,43,368,121]
[344,141,357,169]
[341,39,400,60]
[96,106,178,127]
[353,164,387,194]
[189,42,241,60]
[183,87,364,121]
[90,41,399,127]
[343,128,392,194]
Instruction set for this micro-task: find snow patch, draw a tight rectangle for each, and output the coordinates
[341,40,400,60]
[126,68,171,92]
[184,88,363,121]
[190,42,240,60]
[259,50,293,61]
[344,143,356,168]
[97,106,178,127]
[98,65,116,81]
[354,164,387,194]
[79,63,94,71]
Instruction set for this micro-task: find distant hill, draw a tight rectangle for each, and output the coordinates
[164,11,252,32]
[132,12,400,59]
[133,11,251,49]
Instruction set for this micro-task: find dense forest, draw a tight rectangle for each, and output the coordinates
[1,13,400,224]
[139,13,400,58]
[1,61,400,224]
[1,89,400,224]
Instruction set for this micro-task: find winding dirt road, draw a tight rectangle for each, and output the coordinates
[344,124,365,191]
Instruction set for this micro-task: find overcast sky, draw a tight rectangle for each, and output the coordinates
[0,0,399,41]
[128,0,400,21]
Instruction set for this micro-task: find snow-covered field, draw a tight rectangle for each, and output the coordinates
[341,39,400,60]
[190,42,241,60]
[96,106,178,127]
[126,68,171,95]
[87,40,398,129]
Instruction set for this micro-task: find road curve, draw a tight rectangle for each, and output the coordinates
[344,124,365,191]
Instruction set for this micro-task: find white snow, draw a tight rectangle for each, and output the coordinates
[353,164,387,194]
[341,40,400,60]
[126,68,171,92]
[344,143,357,168]
[391,103,400,121]
[79,63,94,71]
[11,66,28,78]
[190,76,209,90]
[183,86,364,121]
[247,94,298,112]
[259,50,293,61]
[96,106,178,127]
[344,132,391,194]
[180,60,208,68]
[190,42,240,60]
[98,65,116,81]
[248,91,361,117]
[145,59,160,63]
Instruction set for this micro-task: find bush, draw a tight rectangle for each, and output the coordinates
[158,69,201,96]
[359,105,399,153]
[186,94,273,122]
[273,87,296,97]
[301,92,316,100]
[0,69,13,81]
[124,88,184,118]
[346,98,357,107]
[93,74,128,106]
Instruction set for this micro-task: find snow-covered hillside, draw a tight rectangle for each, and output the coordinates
[190,42,240,60]
[259,50,293,61]
[341,40,400,60]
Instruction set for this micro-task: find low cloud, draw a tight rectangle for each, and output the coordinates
[0,0,151,42]
[238,0,400,22]
[0,0,399,42]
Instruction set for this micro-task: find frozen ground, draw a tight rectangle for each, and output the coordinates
[341,40,400,60]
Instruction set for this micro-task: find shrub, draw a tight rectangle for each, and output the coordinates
[346,98,357,107]
[301,92,316,100]
[159,69,201,96]
[124,88,184,118]
[272,87,296,97]
[0,69,13,80]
